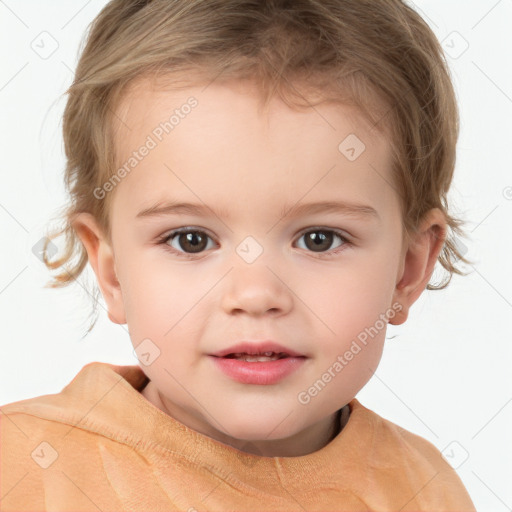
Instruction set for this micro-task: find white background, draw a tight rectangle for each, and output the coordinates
[0,1,511,509]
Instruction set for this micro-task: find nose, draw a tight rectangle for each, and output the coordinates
[220,261,294,317]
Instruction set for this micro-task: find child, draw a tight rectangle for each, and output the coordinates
[1,0,476,510]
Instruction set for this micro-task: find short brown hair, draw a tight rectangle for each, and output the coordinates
[41,0,472,335]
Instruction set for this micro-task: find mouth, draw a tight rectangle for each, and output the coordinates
[209,342,307,385]
[220,351,296,362]
[211,341,306,359]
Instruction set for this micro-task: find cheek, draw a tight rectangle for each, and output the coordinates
[303,252,396,383]
[118,261,196,342]
[308,258,396,333]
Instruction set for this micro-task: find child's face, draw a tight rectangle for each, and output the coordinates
[76,76,445,456]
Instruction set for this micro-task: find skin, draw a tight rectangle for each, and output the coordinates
[73,76,447,457]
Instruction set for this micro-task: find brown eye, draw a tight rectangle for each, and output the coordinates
[296,229,348,255]
[177,231,207,253]
[304,231,333,252]
[164,229,214,255]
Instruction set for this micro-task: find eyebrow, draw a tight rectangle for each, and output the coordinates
[136,200,380,222]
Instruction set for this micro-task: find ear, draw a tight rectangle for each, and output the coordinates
[390,208,447,325]
[72,213,126,325]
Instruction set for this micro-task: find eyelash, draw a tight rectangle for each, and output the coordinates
[156,226,352,260]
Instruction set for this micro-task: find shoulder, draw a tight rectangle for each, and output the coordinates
[349,400,449,467]
[351,400,476,511]
[369,406,455,474]
[1,397,63,511]
[0,396,123,511]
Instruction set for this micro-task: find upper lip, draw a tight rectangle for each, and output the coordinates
[210,341,306,358]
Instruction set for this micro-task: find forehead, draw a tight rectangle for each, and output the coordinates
[108,74,398,223]
[112,73,390,150]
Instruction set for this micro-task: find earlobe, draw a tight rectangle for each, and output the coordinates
[72,213,126,325]
[389,208,447,326]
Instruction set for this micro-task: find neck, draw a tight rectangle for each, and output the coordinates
[141,380,348,457]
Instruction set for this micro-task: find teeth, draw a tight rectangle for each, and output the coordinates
[240,355,279,362]
[229,351,285,362]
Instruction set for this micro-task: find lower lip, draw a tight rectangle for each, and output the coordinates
[210,356,306,385]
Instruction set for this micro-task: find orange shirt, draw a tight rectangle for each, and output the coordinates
[1,361,476,511]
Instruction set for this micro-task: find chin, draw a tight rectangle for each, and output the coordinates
[216,410,301,443]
